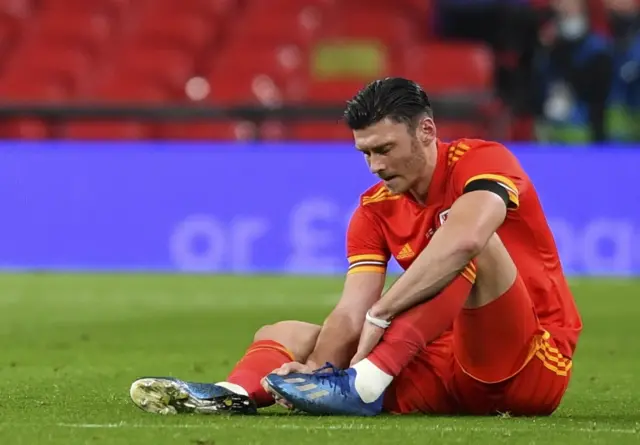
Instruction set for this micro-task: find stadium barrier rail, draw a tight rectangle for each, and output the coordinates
[0,97,490,122]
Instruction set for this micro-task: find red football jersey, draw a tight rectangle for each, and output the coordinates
[346,138,582,358]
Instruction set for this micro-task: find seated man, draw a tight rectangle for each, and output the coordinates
[263,77,581,417]
[130,78,580,417]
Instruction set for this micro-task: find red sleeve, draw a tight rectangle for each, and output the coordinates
[346,205,390,275]
[450,140,527,210]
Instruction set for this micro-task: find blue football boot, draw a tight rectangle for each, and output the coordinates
[129,377,257,415]
[263,363,383,416]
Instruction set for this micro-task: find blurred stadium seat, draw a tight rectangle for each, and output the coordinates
[134,12,215,54]
[404,43,494,95]
[38,0,131,17]
[116,45,196,97]
[233,4,324,45]
[36,11,114,54]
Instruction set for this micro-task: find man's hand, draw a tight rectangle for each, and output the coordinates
[261,375,293,409]
[350,320,385,366]
[260,361,320,410]
[273,361,318,376]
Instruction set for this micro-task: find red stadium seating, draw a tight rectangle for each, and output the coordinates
[303,79,373,104]
[140,0,236,19]
[38,0,131,22]
[2,43,95,94]
[234,5,324,45]
[404,43,494,94]
[332,0,429,14]
[0,0,501,140]
[0,0,31,58]
[35,12,113,54]
[320,11,417,47]
[206,70,288,106]
[0,76,70,100]
[134,13,216,53]
[211,42,308,102]
[243,0,336,13]
[116,45,196,96]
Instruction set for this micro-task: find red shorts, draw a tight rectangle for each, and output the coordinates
[384,274,573,416]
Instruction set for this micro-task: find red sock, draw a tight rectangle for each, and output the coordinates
[226,340,294,407]
[369,272,474,376]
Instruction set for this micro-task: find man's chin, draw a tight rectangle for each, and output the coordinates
[383,178,405,194]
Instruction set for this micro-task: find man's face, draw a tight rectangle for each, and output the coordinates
[554,0,585,17]
[604,0,637,14]
[353,118,430,194]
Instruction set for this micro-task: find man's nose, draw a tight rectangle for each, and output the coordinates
[368,157,385,175]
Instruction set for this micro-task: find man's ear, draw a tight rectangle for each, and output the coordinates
[417,116,436,144]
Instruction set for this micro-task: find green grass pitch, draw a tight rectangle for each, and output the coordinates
[0,274,638,444]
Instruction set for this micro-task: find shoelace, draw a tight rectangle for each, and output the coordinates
[312,362,351,396]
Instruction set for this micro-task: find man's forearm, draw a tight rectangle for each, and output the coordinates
[306,311,362,368]
[370,191,508,322]
[370,223,477,321]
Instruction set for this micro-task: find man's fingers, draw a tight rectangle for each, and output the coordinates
[275,362,310,375]
[260,377,294,410]
[350,351,366,366]
[275,363,294,375]
[261,361,315,411]
[260,376,271,394]
[276,397,294,410]
[276,363,295,375]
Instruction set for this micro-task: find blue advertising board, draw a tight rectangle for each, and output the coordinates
[1,141,639,276]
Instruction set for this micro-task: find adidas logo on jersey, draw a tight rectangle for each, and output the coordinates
[396,243,415,260]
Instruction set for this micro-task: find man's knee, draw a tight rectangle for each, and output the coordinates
[253,321,321,362]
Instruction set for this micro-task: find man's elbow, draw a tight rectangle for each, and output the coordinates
[448,192,506,260]
[454,231,491,259]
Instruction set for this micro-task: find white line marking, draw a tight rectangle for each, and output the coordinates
[47,422,638,435]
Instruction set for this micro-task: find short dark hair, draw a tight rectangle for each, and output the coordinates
[343,77,433,131]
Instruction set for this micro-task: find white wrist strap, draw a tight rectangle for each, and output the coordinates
[366,310,391,329]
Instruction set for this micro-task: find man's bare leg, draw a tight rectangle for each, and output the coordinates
[224,321,321,406]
